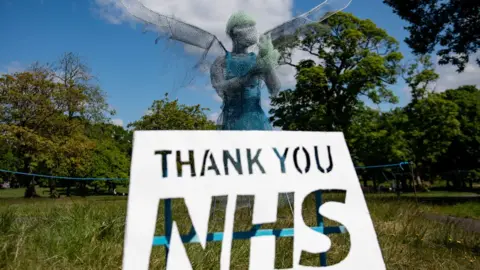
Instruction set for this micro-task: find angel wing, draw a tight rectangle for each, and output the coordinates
[264,0,352,43]
[120,0,352,91]
[120,0,227,72]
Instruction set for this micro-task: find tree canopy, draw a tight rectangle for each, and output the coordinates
[270,12,403,131]
[383,0,480,72]
[128,94,216,131]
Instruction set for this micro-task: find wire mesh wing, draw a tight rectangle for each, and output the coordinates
[120,0,227,70]
[264,0,352,44]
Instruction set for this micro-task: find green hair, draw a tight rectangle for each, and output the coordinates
[226,11,256,36]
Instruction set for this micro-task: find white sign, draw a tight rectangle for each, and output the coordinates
[123,131,385,269]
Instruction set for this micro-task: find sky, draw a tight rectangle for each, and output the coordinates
[1,0,479,127]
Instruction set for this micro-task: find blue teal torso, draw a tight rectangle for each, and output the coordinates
[218,52,272,131]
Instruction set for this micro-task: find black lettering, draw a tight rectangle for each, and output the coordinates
[176,150,196,177]
[273,147,289,173]
[293,147,311,174]
[223,149,243,175]
[247,148,265,174]
[314,146,333,173]
[155,150,172,177]
[200,150,220,176]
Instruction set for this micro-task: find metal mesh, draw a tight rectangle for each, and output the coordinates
[120,0,352,78]
[264,0,353,42]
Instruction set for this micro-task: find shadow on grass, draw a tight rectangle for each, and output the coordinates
[367,194,480,205]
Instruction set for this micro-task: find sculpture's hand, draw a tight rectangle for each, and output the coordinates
[258,34,274,57]
[257,33,280,71]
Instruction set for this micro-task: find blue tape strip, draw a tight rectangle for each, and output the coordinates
[355,161,410,169]
[0,162,409,181]
[152,226,346,246]
[0,169,128,181]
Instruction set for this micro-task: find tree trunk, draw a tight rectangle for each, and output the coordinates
[395,175,401,196]
[22,165,38,198]
[24,177,38,198]
[49,179,60,198]
[372,172,378,192]
[66,183,72,197]
[79,182,88,197]
[401,174,407,192]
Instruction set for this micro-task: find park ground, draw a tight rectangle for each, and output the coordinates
[1,187,480,269]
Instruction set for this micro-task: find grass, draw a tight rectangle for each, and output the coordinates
[0,193,479,269]
[424,202,480,220]
[402,191,479,197]
[0,187,50,198]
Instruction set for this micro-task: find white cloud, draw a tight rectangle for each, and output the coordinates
[212,93,222,103]
[434,52,480,92]
[93,0,316,89]
[112,118,124,126]
[208,111,219,122]
[1,61,23,74]
[144,109,153,115]
[275,49,322,89]
[94,0,293,46]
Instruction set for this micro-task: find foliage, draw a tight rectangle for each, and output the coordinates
[383,0,480,72]
[435,85,480,186]
[405,94,461,174]
[403,55,439,101]
[0,53,124,197]
[400,57,461,181]
[347,106,409,167]
[270,12,403,131]
[0,53,220,196]
[128,93,216,131]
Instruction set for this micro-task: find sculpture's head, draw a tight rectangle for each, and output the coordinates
[226,11,258,48]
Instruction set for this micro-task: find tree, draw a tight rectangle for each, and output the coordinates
[40,53,114,196]
[270,12,403,132]
[435,85,480,188]
[384,0,480,72]
[405,94,461,184]
[403,55,439,102]
[347,106,409,167]
[347,106,410,189]
[0,53,117,197]
[53,52,113,123]
[128,93,216,130]
[0,70,63,197]
[83,122,132,194]
[399,57,461,184]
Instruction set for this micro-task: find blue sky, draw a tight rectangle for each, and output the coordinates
[0,0,415,127]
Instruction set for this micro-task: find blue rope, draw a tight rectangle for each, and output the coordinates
[355,161,410,170]
[0,169,128,181]
[0,162,410,181]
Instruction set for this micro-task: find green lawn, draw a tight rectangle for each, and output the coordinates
[0,193,479,269]
[402,191,479,197]
[424,202,480,220]
[0,186,50,198]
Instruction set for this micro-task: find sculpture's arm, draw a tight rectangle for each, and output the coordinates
[263,67,281,97]
[210,56,256,98]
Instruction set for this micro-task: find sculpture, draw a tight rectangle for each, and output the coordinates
[120,0,352,130]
